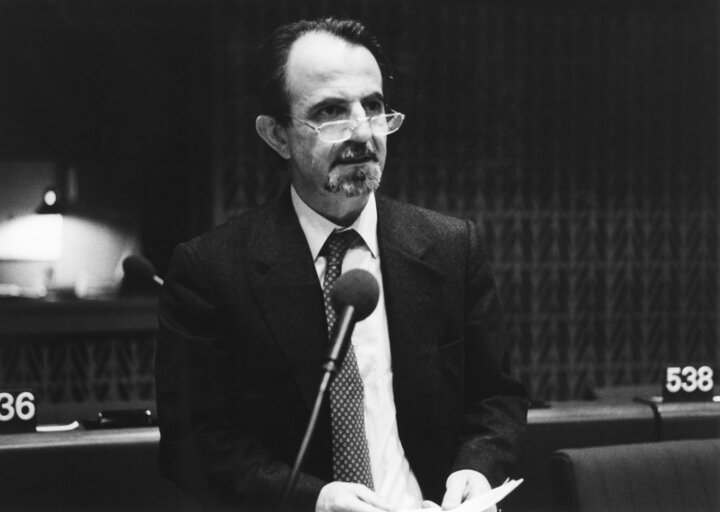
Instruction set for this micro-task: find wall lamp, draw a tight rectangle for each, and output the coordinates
[36,186,64,214]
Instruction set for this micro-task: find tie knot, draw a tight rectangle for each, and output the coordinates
[323,229,359,265]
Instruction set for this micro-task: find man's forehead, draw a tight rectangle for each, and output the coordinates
[285,31,383,105]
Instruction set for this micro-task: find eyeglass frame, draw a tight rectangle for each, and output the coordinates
[286,111,406,143]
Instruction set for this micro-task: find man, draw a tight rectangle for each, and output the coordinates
[156,17,527,512]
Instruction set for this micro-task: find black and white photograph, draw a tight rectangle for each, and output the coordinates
[0,1,718,511]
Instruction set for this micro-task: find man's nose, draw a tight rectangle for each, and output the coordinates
[348,105,373,142]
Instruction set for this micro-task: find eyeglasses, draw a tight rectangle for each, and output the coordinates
[289,112,405,143]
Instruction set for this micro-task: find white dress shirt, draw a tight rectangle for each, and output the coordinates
[291,187,424,509]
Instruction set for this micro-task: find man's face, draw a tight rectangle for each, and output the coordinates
[282,31,387,201]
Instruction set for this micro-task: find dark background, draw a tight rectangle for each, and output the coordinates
[1,0,718,400]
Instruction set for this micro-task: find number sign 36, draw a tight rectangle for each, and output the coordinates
[663,366,715,402]
[0,389,37,433]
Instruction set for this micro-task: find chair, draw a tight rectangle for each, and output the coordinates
[551,438,720,512]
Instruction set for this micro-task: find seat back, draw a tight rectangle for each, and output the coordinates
[551,438,720,512]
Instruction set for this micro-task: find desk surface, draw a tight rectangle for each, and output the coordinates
[4,400,659,447]
[3,425,159,449]
[0,296,158,337]
[3,400,662,450]
[528,400,653,424]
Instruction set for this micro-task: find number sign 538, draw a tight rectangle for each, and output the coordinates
[663,366,715,402]
[0,390,37,433]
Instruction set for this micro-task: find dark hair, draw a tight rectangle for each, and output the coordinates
[252,17,394,124]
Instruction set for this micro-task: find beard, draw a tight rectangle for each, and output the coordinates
[325,142,383,197]
[325,162,382,197]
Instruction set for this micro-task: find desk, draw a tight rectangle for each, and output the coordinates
[653,401,720,440]
[0,427,198,512]
[0,297,158,424]
[0,296,158,337]
[2,400,718,512]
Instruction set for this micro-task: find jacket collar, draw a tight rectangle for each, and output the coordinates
[248,189,329,406]
[376,195,446,456]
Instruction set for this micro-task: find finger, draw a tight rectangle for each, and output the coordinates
[354,485,393,511]
[462,473,491,500]
[441,477,466,510]
[352,502,393,512]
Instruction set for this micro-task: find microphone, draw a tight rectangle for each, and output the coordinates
[281,268,379,505]
[122,255,164,287]
[324,268,379,375]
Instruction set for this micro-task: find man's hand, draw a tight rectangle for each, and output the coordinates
[440,470,495,511]
[315,482,392,512]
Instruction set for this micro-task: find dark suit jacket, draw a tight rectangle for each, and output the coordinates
[156,190,527,511]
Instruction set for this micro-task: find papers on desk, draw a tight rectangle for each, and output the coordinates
[36,421,80,433]
[402,478,523,512]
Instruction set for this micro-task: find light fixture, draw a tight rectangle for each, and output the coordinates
[36,186,64,214]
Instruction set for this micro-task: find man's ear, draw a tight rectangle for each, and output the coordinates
[255,115,291,160]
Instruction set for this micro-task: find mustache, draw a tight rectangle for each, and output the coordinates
[334,143,378,165]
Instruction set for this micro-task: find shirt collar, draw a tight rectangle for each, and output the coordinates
[290,186,379,261]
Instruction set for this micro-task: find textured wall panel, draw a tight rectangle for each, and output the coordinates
[0,335,156,411]
[222,0,719,400]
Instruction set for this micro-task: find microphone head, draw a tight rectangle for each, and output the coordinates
[122,255,157,282]
[330,269,379,321]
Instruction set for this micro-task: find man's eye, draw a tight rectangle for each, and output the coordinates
[317,105,345,119]
[364,100,385,115]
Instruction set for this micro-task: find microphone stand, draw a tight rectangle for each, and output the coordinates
[280,308,355,506]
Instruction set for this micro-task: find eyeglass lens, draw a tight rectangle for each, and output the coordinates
[319,114,403,142]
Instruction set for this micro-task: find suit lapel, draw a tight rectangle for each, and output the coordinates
[377,197,446,475]
[248,192,328,409]
[247,193,448,481]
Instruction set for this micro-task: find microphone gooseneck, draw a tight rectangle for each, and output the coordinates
[122,255,164,287]
[281,268,379,505]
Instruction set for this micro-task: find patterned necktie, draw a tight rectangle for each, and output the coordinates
[321,229,375,490]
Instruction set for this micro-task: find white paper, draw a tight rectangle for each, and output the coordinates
[401,478,523,512]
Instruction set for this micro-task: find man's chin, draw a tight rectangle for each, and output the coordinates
[325,164,382,197]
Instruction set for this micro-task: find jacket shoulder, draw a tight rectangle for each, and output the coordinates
[182,199,279,256]
[377,195,469,239]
